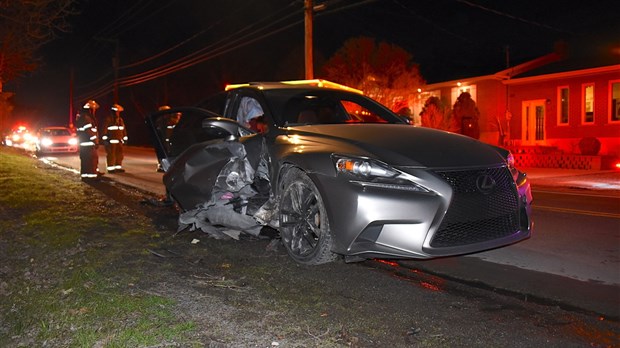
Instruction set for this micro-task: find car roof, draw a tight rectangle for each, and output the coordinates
[39,126,70,132]
[224,79,364,95]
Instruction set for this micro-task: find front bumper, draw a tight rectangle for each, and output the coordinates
[38,144,78,153]
[314,166,533,260]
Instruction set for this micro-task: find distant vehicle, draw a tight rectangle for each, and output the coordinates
[147,79,533,265]
[35,126,78,154]
[4,126,33,148]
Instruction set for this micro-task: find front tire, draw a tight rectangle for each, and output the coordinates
[279,168,338,265]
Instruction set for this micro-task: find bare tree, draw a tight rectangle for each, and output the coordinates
[0,0,79,91]
[321,36,424,106]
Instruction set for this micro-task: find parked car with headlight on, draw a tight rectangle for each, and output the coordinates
[146,79,533,265]
[35,126,78,154]
[5,125,33,148]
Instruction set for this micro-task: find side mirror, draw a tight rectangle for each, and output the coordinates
[201,117,254,139]
[397,115,412,124]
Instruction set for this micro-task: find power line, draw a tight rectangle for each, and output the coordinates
[78,0,158,63]
[120,17,303,87]
[77,1,303,99]
[119,28,207,70]
[119,0,264,70]
[319,0,380,16]
[390,0,473,45]
[118,8,302,86]
[76,69,113,89]
[455,0,570,34]
[79,0,395,100]
[112,0,180,36]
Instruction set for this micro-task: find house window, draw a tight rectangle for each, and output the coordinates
[558,86,569,125]
[582,83,594,123]
[535,106,545,141]
[611,81,620,123]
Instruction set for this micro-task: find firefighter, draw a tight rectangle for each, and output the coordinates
[101,103,128,173]
[75,100,101,180]
[155,105,180,172]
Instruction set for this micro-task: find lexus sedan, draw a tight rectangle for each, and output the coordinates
[35,126,78,154]
[147,80,533,265]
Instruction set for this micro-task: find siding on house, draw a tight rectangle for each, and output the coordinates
[505,65,620,156]
[423,63,620,157]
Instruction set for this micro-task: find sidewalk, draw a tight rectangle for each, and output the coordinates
[524,167,620,192]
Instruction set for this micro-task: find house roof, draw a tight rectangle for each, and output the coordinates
[503,64,620,85]
[423,39,620,90]
[494,52,562,79]
[511,40,620,78]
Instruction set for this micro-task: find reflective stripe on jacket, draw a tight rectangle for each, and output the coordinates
[75,113,99,146]
[102,115,127,143]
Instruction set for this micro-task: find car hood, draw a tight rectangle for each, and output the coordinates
[48,135,74,141]
[284,124,506,169]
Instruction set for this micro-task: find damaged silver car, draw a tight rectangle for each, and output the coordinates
[147,80,533,265]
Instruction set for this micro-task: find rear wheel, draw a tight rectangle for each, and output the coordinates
[279,168,338,265]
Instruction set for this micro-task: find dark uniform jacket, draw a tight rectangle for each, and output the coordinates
[75,112,99,147]
[101,115,127,144]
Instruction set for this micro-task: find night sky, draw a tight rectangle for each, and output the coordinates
[7,0,619,143]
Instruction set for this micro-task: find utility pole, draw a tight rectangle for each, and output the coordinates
[112,39,119,104]
[504,45,510,69]
[93,36,119,103]
[69,68,74,128]
[304,0,313,79]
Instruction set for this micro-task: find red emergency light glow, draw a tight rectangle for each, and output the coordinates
[420,281,441,292]
[375,259,399,268]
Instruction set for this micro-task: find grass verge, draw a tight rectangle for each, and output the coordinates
[0,148,196,347]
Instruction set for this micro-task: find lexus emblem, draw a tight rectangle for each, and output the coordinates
[476,174,496,194]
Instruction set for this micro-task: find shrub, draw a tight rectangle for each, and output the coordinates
[578,137,601,155]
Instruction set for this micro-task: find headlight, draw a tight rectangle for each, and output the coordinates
[68,138,78,145]
[41,138,53,146]
[332,155,430,193]
[334,156,398,178]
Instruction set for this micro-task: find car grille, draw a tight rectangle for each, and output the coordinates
[430,166,520,248]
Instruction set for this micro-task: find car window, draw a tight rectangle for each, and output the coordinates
[279,91,396,125]
[154,109,230,158]
[341,101,388,123]
[49,129,71,136]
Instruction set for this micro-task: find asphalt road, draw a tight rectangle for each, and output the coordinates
[37,146,620,319]
[472,190,619,285]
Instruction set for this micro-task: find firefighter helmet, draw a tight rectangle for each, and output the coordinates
[83,100,99,109]
[158,105,171,111]
[111,103,124,112]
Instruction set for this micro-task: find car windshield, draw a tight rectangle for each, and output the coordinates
[42,129,70,136]
[263,89,404,126]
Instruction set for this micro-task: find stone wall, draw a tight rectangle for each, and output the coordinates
[509,145,602,170]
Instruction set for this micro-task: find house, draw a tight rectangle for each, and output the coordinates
[419,44,620,169]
